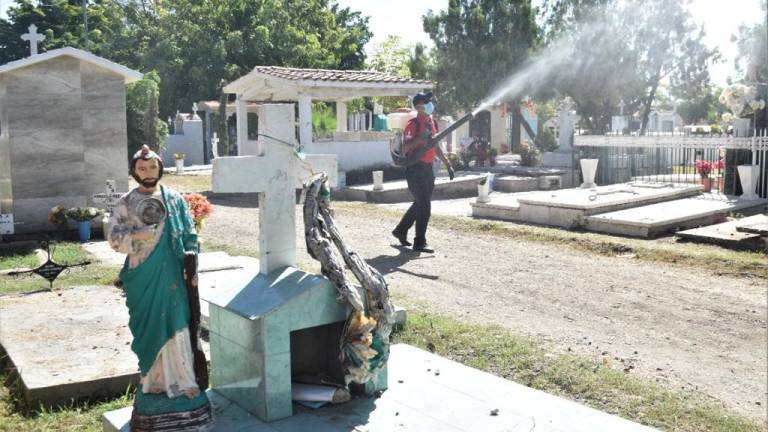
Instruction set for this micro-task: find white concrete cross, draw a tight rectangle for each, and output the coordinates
[212,104,338,275]
[21,24,45,56]
[92,180,125,215]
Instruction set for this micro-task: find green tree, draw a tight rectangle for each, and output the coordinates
[423,0,539,114]
[542,0,718,134]
[673,84,727,125]
[365,35,413,112]
[126,71,168,157]
[368,35,412,78]
[732,3,767,84]
[620,0,718,135]
[408,42,433,80]
[215,88,230,157]
[143,0,372,119]
[0,0,133,64]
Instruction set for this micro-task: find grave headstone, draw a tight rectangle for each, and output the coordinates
[0,213,13,235]
[542,98,576,168]
[206,104,384,422]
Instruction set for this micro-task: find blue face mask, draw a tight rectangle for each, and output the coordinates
[424,102,435,115]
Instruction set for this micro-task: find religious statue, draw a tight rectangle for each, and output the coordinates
[108,145,212,431]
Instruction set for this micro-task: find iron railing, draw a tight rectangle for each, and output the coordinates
[571,130,768,198]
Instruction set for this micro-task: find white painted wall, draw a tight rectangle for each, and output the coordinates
[303,140,391,172]
[162,118,205,166]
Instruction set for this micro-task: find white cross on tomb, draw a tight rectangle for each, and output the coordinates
[92,180,125,215]
[211,104,337,275]
[21,24,45,56]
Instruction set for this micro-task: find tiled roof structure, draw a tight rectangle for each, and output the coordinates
[251,66,431,85]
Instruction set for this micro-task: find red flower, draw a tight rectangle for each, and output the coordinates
[183,193,213,223]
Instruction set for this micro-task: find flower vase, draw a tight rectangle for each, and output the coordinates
[78,221,91,242]
[175,158,185,174]
[477,181,490,203]
[580,158,599,188]
[700,177,712,193]
[737,165,760,200]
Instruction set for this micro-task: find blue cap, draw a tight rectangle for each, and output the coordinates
[412,92,433,107]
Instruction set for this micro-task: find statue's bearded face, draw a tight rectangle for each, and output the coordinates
[135,158,161,188]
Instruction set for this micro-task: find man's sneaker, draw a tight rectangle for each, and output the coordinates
[412,243,434,253]
[391,230,411,246]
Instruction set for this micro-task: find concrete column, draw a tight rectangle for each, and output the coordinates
[336,100,348,132]
[236,94,248,156]
[298,93,313,148]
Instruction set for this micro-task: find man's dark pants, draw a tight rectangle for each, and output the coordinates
[394,162,435,246]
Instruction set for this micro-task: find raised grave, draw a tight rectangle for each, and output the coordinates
[103,344,659,432]
[472,183,701,228]
[337,172,487,203]
[493,175,539,193]
[587,195,768,238]
[0,286,139,407]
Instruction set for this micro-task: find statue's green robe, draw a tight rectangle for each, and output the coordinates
[119,185,198,376]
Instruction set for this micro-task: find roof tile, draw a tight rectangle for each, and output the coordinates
[252,66,431,85]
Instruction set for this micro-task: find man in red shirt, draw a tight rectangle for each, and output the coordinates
[392,92,454,253]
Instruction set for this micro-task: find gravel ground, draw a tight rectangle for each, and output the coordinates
[199,194,767,421]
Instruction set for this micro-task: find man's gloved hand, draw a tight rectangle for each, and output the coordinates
[447,166,455,181]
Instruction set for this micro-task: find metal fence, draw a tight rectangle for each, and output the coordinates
[572,129,768,198]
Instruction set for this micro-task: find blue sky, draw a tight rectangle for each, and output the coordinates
[2,0,764,84]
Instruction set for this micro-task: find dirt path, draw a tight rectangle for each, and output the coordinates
[200,195,767,421]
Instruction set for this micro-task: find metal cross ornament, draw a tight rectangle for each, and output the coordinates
[7,240,90,289]
[92,179,125,215]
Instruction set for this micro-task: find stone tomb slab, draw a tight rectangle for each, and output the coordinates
[676,214,767,249]
[587,195,768,238]
[472,183,701,228]
[493,175,540,193]
[736,214,768,236]
[338,172,487,203]
[103,344,658,432]
[0,285,139,407]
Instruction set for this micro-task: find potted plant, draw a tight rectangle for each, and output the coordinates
[174,152,186,174]
[695,160,717,192]
[48,205,68,231]
[519,143,540,167]
[65,207,103,241]
[488,147,498,166]
[182,193,213,233]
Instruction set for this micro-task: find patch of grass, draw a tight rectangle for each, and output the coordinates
[0,365,132,432]
[0,242,90,271]
[127,175,211,193]
[0,241,118,295]
[200,240,258,258]
[0,265,120,296]
[332,202,768,279]
[392,310,763,432]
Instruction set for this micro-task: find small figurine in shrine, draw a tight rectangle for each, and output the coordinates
[107,145,212,431]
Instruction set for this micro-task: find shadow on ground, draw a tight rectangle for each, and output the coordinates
[365,245,438,280]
